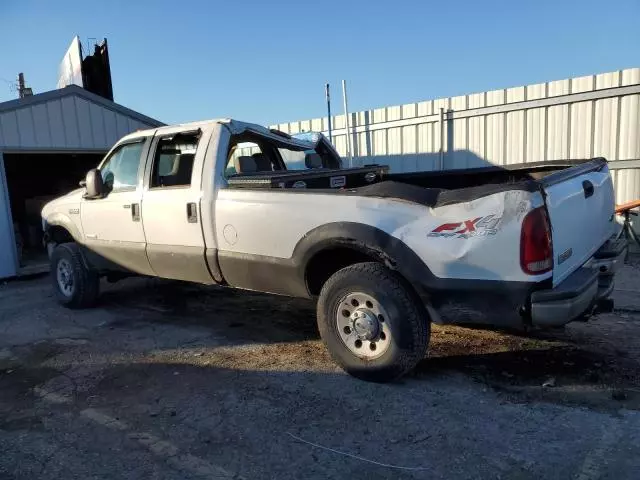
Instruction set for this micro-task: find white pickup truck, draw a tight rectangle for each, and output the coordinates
[42,118,626,382]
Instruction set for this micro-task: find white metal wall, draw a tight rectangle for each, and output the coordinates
[271,68,640,205]
[0,91,159,152]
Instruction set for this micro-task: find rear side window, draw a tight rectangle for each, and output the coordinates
[150,132,200,188]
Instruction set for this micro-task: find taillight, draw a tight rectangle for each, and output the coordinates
[520,207,553,275]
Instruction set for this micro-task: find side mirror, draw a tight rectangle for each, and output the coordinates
[84,169,105,199]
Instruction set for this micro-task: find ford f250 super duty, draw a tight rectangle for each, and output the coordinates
[42,118,626,382]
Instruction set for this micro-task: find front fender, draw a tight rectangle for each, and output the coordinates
[43,212,83,244]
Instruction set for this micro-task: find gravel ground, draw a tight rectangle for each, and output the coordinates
[2,262,640,479]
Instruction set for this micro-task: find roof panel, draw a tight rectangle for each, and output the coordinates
[74,97,94,148]
[0,111,20,146]
[47,99,66,146]
[89,102,107,147]
[60,96,80,148]
[32,103,52,147]
[104,109,117,143]
[15,108,35,147]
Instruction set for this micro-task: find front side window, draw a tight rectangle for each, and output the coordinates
[100,141,144,191]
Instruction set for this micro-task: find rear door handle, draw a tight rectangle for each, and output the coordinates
[187,202,198,223]
[131,203,140,221]
[583,180,594,198]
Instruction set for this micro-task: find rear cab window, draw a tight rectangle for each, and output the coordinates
[225,142,270,177]
[224,132,339,178]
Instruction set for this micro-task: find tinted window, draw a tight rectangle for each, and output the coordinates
[100,142,144,191]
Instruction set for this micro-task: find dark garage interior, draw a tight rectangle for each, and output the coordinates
[3,152,104,271]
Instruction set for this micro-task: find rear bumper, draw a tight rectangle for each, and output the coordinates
[530,238,626,327]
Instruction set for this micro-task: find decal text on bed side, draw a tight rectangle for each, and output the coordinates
[428,215,501,239]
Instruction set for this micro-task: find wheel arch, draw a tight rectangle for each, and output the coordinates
[44,213,82,245]
[296,222,436,297]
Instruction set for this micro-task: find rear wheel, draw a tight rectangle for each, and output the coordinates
[51,243,100,308]
[317,262,430,382]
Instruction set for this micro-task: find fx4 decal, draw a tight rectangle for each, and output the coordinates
[428,215,501,239]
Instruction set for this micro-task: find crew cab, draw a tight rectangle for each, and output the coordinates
[42,118,626,382]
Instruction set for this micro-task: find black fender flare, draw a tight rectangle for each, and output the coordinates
[43,213,82,244]
[293,222,437,295]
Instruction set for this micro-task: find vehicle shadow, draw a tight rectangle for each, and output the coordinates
[85,272,640,411]
[420,343,604,385]
[415,322,640,410]
[97,277,320,344]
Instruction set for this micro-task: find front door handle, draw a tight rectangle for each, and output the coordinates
[131,203,140,222]
[187,202,198,223]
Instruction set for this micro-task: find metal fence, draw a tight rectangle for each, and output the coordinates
[271,68,640,206]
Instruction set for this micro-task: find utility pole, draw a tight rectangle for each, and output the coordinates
[17,73,33,98]
[17,73,25,98]
[325,83,333,143]
[342,79,353,167]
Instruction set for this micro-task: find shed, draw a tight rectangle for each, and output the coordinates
[0,85,163,278]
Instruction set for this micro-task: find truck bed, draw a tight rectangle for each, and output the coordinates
[226,158,603,209]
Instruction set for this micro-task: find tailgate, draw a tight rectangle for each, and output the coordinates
[543,159,615,286]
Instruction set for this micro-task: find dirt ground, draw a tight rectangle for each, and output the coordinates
[2,262,640,479]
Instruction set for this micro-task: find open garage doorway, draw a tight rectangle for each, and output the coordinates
[3,152,105,274]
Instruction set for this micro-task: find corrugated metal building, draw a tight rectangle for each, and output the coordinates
[271,68,640,207]
[0,85,162,278]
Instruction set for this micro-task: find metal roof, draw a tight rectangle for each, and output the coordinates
[0,85,164,152]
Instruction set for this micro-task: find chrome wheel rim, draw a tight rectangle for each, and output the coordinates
[56,259,74,297]
[335,292,391,359]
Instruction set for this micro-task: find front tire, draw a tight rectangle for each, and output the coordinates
[51,243,100,308]
[317,262,430,382]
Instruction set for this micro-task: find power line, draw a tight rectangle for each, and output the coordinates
[0,77,17,94]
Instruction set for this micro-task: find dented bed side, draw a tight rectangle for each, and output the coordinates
[214,154,617,330]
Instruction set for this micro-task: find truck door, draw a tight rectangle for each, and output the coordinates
[140,126,215,283]
[80,138,155,275]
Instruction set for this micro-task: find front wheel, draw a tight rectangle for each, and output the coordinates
[317,262,430,382]
[51,243,100,308]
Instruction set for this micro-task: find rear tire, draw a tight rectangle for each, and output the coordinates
[51,243,100,308]
[317,262,430,382]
